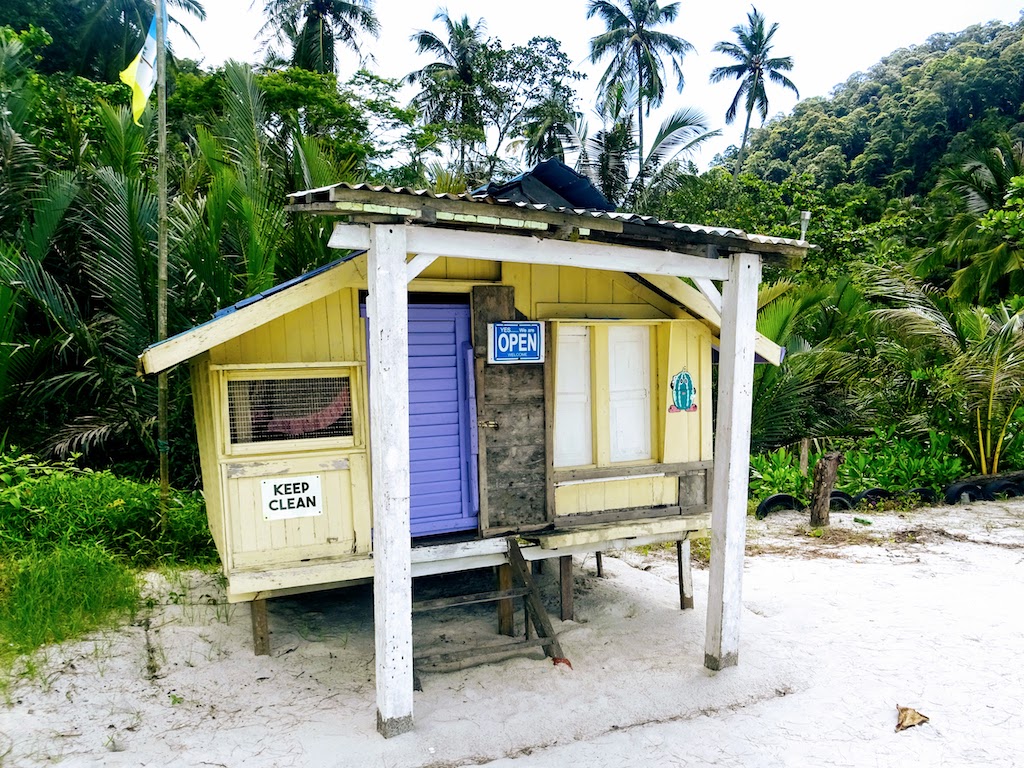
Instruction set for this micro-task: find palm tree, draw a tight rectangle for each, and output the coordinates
[864,263,1024,475]
[262,0,380,74]
[406,9,487,176]
[587,0,693,176]
[77,0,207,81]
[709,6,797,177]
[581,83,716,210]
[920,136,1024,303]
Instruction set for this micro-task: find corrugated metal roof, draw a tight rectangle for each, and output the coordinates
[286,181,809,251]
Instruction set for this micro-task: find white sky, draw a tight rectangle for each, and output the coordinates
[170,1,1024,171]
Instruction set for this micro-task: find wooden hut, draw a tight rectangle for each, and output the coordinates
[140,162,808,737]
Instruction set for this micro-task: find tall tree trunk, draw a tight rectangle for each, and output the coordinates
[636,49,645,193]
[732,70,760,179]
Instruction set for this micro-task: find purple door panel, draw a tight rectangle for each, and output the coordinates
[363,303,478,537]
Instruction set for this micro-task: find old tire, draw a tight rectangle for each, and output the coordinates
[982,479,1021,499]
[907,487,938,504]
[943,482,985,504]
[853,488,893,507]
[755,493,804,520]
[829,490,855,510]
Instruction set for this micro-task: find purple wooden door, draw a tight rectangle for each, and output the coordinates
[364,304,478,537]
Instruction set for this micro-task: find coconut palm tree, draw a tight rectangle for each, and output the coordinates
[581,83,716,210]
[76,0,207,80]
[586,0,693,176]
[864,263,1024,475]
[406,9,488,176]
[709,6,797,178]
[262,0,380,74]
[920,136,1024,304]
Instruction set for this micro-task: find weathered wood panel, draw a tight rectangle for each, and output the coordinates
[472,285,549,532]
[555,476,679,516]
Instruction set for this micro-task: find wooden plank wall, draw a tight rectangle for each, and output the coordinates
[503,264,687,320]
[198,286,373,572]
[471,285,549,532]
[208,289,362,366]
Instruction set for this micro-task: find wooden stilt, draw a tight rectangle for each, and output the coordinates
[677,540,694,610]
[595,551,604,577]
[250,599,270,656]
[559,555,574,621]
[705,253,761,672]
[497,564,515,636]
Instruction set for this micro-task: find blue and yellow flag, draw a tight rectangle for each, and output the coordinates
[119,2,166,126]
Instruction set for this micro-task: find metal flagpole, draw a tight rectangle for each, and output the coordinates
[155,0,170,527]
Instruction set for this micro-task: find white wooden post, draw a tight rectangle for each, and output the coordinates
[367,224,415,737]
[704,252,761,671]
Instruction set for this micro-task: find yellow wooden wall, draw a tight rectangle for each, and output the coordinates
[552,318,713,518]
[502,263,689,320]
[187,260,711,582]
[193,285,373,581]
[208,288,363,365]
[417,256,501,282]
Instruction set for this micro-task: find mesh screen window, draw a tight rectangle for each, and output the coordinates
[228,376,353,445]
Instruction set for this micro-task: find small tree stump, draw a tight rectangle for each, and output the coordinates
[810,451,844,527]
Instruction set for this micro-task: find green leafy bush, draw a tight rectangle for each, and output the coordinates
[749,428,967,503]
[0,451,215,662]
[0,452,215,566]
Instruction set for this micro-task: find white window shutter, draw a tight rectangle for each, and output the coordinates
[608,326,652,462]
[554,325,593,467]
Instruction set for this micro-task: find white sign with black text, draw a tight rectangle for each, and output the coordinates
[261,475,323,520]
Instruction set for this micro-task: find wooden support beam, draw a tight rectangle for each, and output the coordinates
[560,556,574,621]
[693,278,723,313]
[329,223,732,280]
[704,252,761,671]
[367,224,415,738]
[497,564,515,637]
[405,253,437,282]
[638,273,784,367]
[250,599,270,656]
[677,540,694,610]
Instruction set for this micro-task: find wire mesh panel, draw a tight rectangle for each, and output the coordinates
[228,376,353,445]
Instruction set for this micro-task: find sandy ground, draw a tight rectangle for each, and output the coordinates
[1,501,1023,767]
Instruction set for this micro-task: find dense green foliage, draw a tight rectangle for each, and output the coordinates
[740,19,1024,196]
[0,450,214,662]
[748,429,968,503]
[1,5,1024,498]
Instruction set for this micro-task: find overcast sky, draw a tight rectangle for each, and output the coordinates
[170,1,1024,170]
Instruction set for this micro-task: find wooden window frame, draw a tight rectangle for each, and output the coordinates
[218,365,364,457]
[552,321,660,471]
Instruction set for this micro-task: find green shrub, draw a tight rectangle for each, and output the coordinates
[0,455,216,566]
[749,428,967,503]
[0,544,139,657]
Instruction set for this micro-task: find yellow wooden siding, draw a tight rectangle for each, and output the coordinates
[660,320,714,464]
[555,476,679,515]
[223,451,370,570]
[209,289,361,366]
[190,356,229,565]
[416,256,501,281]
[197,285,374,577]
[503,264,690,320]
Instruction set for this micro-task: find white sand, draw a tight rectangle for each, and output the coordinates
[2,501,1022,767]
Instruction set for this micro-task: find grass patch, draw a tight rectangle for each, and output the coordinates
[0,544,139,663]
[0,450,217,672]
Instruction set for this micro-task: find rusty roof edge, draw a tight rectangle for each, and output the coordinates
[286,182,815,254]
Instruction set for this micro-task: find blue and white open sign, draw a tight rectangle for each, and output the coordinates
[487,321,545,364]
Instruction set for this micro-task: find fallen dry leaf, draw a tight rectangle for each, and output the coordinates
[895,705,929,732]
